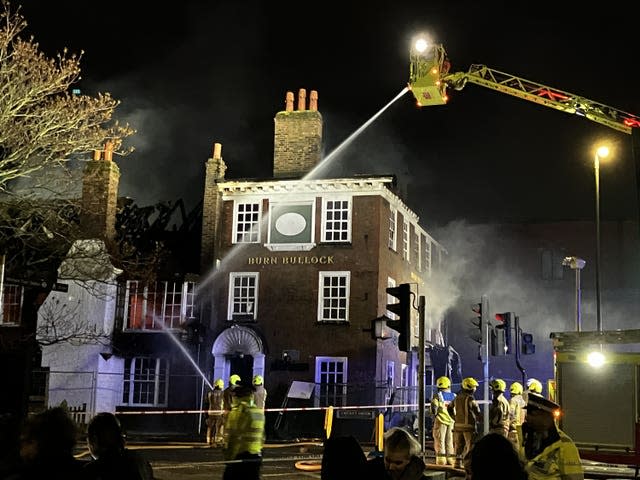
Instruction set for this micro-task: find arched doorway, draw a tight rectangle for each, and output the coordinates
[211,325,265,386]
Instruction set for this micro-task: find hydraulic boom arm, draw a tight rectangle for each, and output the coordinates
[409,43,640,134]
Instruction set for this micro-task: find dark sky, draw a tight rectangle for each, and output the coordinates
[21,1,640,230]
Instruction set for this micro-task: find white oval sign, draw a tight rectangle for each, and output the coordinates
[275,212,306,236]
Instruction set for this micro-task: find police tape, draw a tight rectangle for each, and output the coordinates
[116,400,490,416]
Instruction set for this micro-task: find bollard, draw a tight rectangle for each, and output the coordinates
[324,405,334,438]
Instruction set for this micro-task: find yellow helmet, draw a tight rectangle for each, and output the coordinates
[214,378,224,389]
[229,374,241,386]
[436,376,451,389]
[509,382,523,395]
[526,378,543,394]
[253,375,263,386]
[490,379,506,392]
[462,377,479,390]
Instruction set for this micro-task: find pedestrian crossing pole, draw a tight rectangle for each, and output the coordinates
[481,294,490,434]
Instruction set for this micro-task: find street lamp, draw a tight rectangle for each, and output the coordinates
[594,145,609,333]
[562,256,586,331]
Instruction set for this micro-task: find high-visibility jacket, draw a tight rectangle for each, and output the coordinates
[223,398,265,460]
[207,388,224,414]
[524,429,584,480]
[451,390,481,432]
[509,394,526,429]
[253,385,267,410]
[431,390,455,426]
[489,393,511,430]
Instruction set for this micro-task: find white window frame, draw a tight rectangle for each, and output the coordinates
[423,239,432,276]
[228,272,259,320]
[321,197,351,243]
[317,271,350,322]
[388,207,397,250]
[1,283,23,325]
[413,230,420,268]
[386,277,398,320]
[232,201,261,244]
[123,281,196,330]
[402,219,410,261]
[121,357,169,407]
[315,356,348,407]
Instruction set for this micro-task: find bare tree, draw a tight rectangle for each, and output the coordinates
[0,1,134,190]
[35,295,111,346]
[0,0,135,282]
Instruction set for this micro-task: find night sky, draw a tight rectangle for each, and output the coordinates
[20,1,640,230]
[16,1,640,385]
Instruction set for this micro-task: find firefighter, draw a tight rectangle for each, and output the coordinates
[524,378,543,403]
[223,382,265,480]
[521,395,584,480]
[252,375,267,411]
[488,379,510,437]
[223,374,241,412]
[451,376,481,470]
[431,376,456,465]
[206,378,225,447]
[508,382,526,448]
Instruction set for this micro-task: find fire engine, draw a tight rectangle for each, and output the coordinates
[408,39,640,467]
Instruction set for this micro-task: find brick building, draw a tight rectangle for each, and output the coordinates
[199,88,447,433]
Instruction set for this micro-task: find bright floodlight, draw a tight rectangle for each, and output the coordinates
[414,38,428,53]
[587,350,605,368]
[596,146,609,158]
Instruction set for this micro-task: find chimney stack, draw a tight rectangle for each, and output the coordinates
[201,141,227,272]
[80,142,120,242]
[273,88,323,178]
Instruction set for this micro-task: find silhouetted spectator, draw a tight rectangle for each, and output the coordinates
[365,427,429,480]
[7,406,84,480]
[321,435,368,479]
[83,412,154,480]
[469,432,527,480]
[0,413,22,478]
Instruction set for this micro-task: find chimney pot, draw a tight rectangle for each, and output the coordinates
[93,150,101,161]
[104,141,113,162]
[309,90,318,111]
[213,142,222,160]
[285,91,294,112]
[297,88,306,111]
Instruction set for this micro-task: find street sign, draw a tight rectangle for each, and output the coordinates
[335,408,375,420]
[51,282,68,292]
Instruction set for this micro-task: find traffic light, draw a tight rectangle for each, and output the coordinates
[494,312,513,354]
[469,302,483,344]
[386,283,412,351]
[521,332,535,355]
[490,326,506,356]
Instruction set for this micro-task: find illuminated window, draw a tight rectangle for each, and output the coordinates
[1,284,23,325]
[228,272,258,320]
[402,220,410,261]
[318,271,350,322]
[233,202,261,243]
[322,198,351,242]
[388,208,397,250]
[315,356,348,407]
[122,357,168,406]
[123,281,195,330]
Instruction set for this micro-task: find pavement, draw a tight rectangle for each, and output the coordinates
[77,436,639,480]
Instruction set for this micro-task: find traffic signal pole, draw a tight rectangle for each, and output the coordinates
[480,295,489,434]
[514,315,526,385]
[418,295,426,454]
